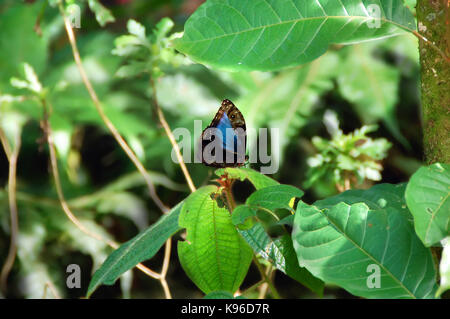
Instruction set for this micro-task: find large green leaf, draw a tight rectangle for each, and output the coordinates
[87,202,183,297]
[292,184,438,299]
[405,163,450,247]
[178,186,253,294]
[175,0,415,71]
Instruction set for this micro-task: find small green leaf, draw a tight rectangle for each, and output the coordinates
[178,186,253,294]
[87,0,115,27]
[215,167,278,190]
[405,163,450,246]
[127,19,146,41]
[246,184,303,213]
[115,62,146,78]
[87,202,183,297]
[154,17,174,42]
[232,184,303,226]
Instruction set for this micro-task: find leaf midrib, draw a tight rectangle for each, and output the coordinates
[181,15,412,44]
[424,191,449,243]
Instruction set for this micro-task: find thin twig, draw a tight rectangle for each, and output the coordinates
[0,130,21,293]
[240,279,265,296]
[58,2,168,213]
[43,281,62,299]
[252,256,281,299]
[41,99,161,281]
[150,78,196,193]
[0,128,12,160]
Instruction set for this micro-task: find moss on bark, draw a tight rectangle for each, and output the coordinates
[417,0,450,164]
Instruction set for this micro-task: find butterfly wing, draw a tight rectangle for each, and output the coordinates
[200,99,247,167]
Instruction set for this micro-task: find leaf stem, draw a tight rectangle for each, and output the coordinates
[40,98,163,284]
[252,255,280,299]
[58,2,168,213]
[150,78,196,193]
[0,129,21,294]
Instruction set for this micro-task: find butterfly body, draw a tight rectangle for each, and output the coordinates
[199,99,247,168]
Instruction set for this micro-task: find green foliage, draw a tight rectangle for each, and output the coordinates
[231,184,324,295]
[178,185,253,294]
[112,18,189,78]
[337,43,405,144]
[437,237,450,297]
[86,0,115,26]
[292,183,438,299]
[0,0,444,300]
[175,0,415,71]
[204,291,244,299]
[87,202,183,297]
[305,112,391,190]
[405,163,450,247]
[214,167,278,190]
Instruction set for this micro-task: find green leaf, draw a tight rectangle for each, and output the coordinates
[231,184,322,294]
[405,163,450,247]
[0,2,48,89]
[154,17,174,42]
[231,184,302,226]
[246,184,303,213]
[87,0,115,27]
[178,186,253,294]
[239,224,324,295]
[115,62,146,78]
[175,0,415,71]
[337,43,407,146]
[86,202,183,297]
[127,19,146,41]
[436,237,450,297]
[215,167,278,190]
[292,184,438,299]
[204,291,242,299]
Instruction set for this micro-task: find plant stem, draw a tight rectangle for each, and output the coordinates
[58,2,168,213]
[42,281,61,299]
[41,98,163,283]
[150,78,196,193]
[0,130,21,294]
[252,256,281,299]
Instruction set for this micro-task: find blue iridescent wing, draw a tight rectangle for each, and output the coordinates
[199,99,247,167]
[215,111,243,153]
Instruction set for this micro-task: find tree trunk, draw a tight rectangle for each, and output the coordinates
[417,0,450,164]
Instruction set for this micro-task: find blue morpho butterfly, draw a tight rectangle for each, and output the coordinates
[198,99,247,167]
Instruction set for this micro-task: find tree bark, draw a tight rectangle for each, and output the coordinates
[417,0,450,164]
